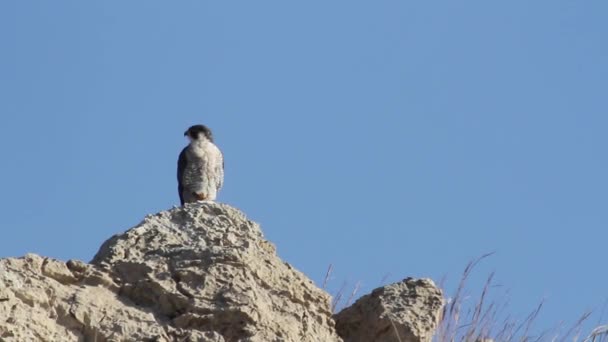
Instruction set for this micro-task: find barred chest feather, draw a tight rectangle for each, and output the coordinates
[182,141,224,200]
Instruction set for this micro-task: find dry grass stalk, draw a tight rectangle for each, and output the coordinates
[434,254,606,342]
[331,281,348,313]
[436,252,495,342]
[390,318,404,342]
[345,281,361,308]
[323,263,333,290]
[583,324,608,342]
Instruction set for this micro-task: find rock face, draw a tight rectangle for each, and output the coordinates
[0,202,446,342]
[0,202,341,342]
[0,254,166,341]
[334,278,444,342]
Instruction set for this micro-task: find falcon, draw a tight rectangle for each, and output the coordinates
[177,125,224,205]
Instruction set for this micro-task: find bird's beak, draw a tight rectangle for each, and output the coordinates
[184,131,188,137]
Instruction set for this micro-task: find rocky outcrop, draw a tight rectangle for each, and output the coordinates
[0,254,166,341]
[334,278,444,342]
[0,202,445,341]
[0,202,340,342]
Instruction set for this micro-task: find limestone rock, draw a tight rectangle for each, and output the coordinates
[91,202,340,341]
[0,254,166,341]
[334,278,444,342]
[0,202,446,341]
[0,202,341,342]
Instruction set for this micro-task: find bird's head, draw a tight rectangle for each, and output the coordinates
[184,125,214,143]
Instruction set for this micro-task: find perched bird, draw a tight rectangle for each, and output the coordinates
[177,125,224,205]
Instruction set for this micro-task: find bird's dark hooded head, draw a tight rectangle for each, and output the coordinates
[185,124,214,142]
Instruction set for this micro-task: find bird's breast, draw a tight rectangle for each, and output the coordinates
[182,144,222,186]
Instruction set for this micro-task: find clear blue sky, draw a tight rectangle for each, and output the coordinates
[1,0,607,334]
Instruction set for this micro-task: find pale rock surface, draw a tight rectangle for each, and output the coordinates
[0,254,166,341]
[0,202,341,342]
[0,202,446,342]
[333,278,444,342]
